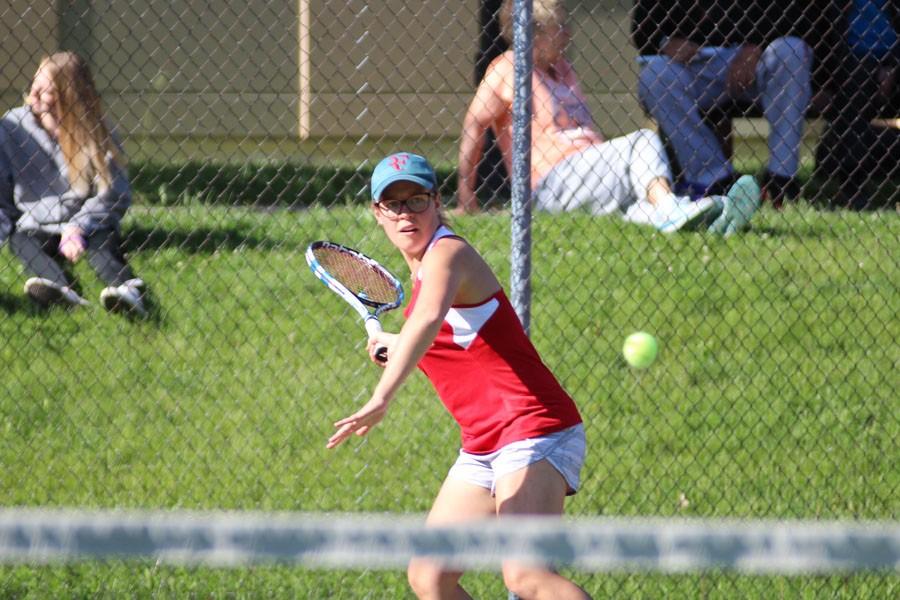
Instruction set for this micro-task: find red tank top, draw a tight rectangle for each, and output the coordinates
[404,227,582,453]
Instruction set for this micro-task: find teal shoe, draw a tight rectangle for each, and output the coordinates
[707,175,761,236]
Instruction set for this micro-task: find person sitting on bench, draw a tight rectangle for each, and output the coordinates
[632,0,842,206]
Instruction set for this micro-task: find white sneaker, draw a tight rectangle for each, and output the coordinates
[707,175,761,236]
[24,277,89,307]
[100,278,146,316]
[650,195,721,233]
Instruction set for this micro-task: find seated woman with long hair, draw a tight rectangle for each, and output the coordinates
[0,51,146,315]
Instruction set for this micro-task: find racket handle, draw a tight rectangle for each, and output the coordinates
[364,317,388,363]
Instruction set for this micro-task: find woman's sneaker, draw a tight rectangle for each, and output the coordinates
[707,175,761,236]
[654,195,721,233]
[24,277,89,307]
[100,278,147,316]
[623,195,721,233]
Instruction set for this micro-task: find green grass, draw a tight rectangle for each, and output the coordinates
[124,132,900,211]
[124,135,464,209]
[0,202,897,597]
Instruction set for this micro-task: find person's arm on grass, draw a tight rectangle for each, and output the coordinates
[457,55,513,214]
[326,240,468,448]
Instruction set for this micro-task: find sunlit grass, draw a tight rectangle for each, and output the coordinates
[0,202,896,597]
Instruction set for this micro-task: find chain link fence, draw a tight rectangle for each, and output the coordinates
[0,0,897,596]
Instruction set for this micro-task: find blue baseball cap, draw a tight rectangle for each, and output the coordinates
[370,152,437,202]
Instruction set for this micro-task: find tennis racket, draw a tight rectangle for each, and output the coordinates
[305,241,404,362]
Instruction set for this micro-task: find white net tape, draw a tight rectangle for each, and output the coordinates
[0,509,897,574]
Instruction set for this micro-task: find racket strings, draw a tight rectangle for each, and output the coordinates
[312,247,399,305]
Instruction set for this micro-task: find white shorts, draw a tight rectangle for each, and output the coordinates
[532,129,670,215]
[447,424,586,496]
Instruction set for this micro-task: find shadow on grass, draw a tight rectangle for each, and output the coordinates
[129,160,460,209]
[126,289,165,328]
[0,293,31,315]
[120,224,290,254]
[0,289,166,327]
[803,174,900,212]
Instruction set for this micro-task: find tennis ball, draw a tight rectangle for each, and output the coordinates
[623,332,658,369]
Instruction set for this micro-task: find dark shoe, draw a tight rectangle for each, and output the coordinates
[100,278,147,317]
[761,171,800,209]
[24,277,89,307]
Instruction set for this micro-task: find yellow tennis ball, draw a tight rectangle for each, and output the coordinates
[623,332,658,369]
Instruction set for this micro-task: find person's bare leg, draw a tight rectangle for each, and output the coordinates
[408,477,495,599]
[646,176,673,206]
[495,460,591,600]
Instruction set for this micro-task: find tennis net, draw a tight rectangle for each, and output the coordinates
[1,508,897,574]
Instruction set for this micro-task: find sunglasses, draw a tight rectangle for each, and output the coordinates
[377,193,434,216]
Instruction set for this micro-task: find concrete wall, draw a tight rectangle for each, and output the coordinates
[0,1,58,112]
[299,0,479,138]
[90,0,302,138]
[571,0,646,134]
[0,0,646,140]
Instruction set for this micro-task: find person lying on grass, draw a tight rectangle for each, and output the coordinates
[457,0,760,235]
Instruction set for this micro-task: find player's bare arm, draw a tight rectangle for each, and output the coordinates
[328,241,467,449]
[457,57,514,214]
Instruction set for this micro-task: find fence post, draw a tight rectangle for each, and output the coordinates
[510,0,533,334]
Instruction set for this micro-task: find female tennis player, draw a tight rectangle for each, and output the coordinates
[326,152,590,599]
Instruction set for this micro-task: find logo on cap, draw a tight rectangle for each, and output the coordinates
[371,151,436,202]
[389,154,409,171]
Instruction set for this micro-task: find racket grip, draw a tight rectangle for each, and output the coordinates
[364,317,388,363]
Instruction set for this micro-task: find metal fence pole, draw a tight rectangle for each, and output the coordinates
[510,0,533,334]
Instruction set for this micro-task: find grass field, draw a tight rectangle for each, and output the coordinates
[0,201,897,597]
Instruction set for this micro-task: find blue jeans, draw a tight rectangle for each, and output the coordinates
[638,38,812,188]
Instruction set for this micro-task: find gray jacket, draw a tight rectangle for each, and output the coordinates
[0,105,131,240]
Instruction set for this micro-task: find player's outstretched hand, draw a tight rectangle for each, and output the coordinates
[367,332,398,366]
[326,396,389,449]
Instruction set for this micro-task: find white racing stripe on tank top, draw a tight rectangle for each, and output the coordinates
[445,299,499,349]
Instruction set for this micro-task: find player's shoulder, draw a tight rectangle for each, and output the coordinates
[428,232,469,256]
[422,233,476,267]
